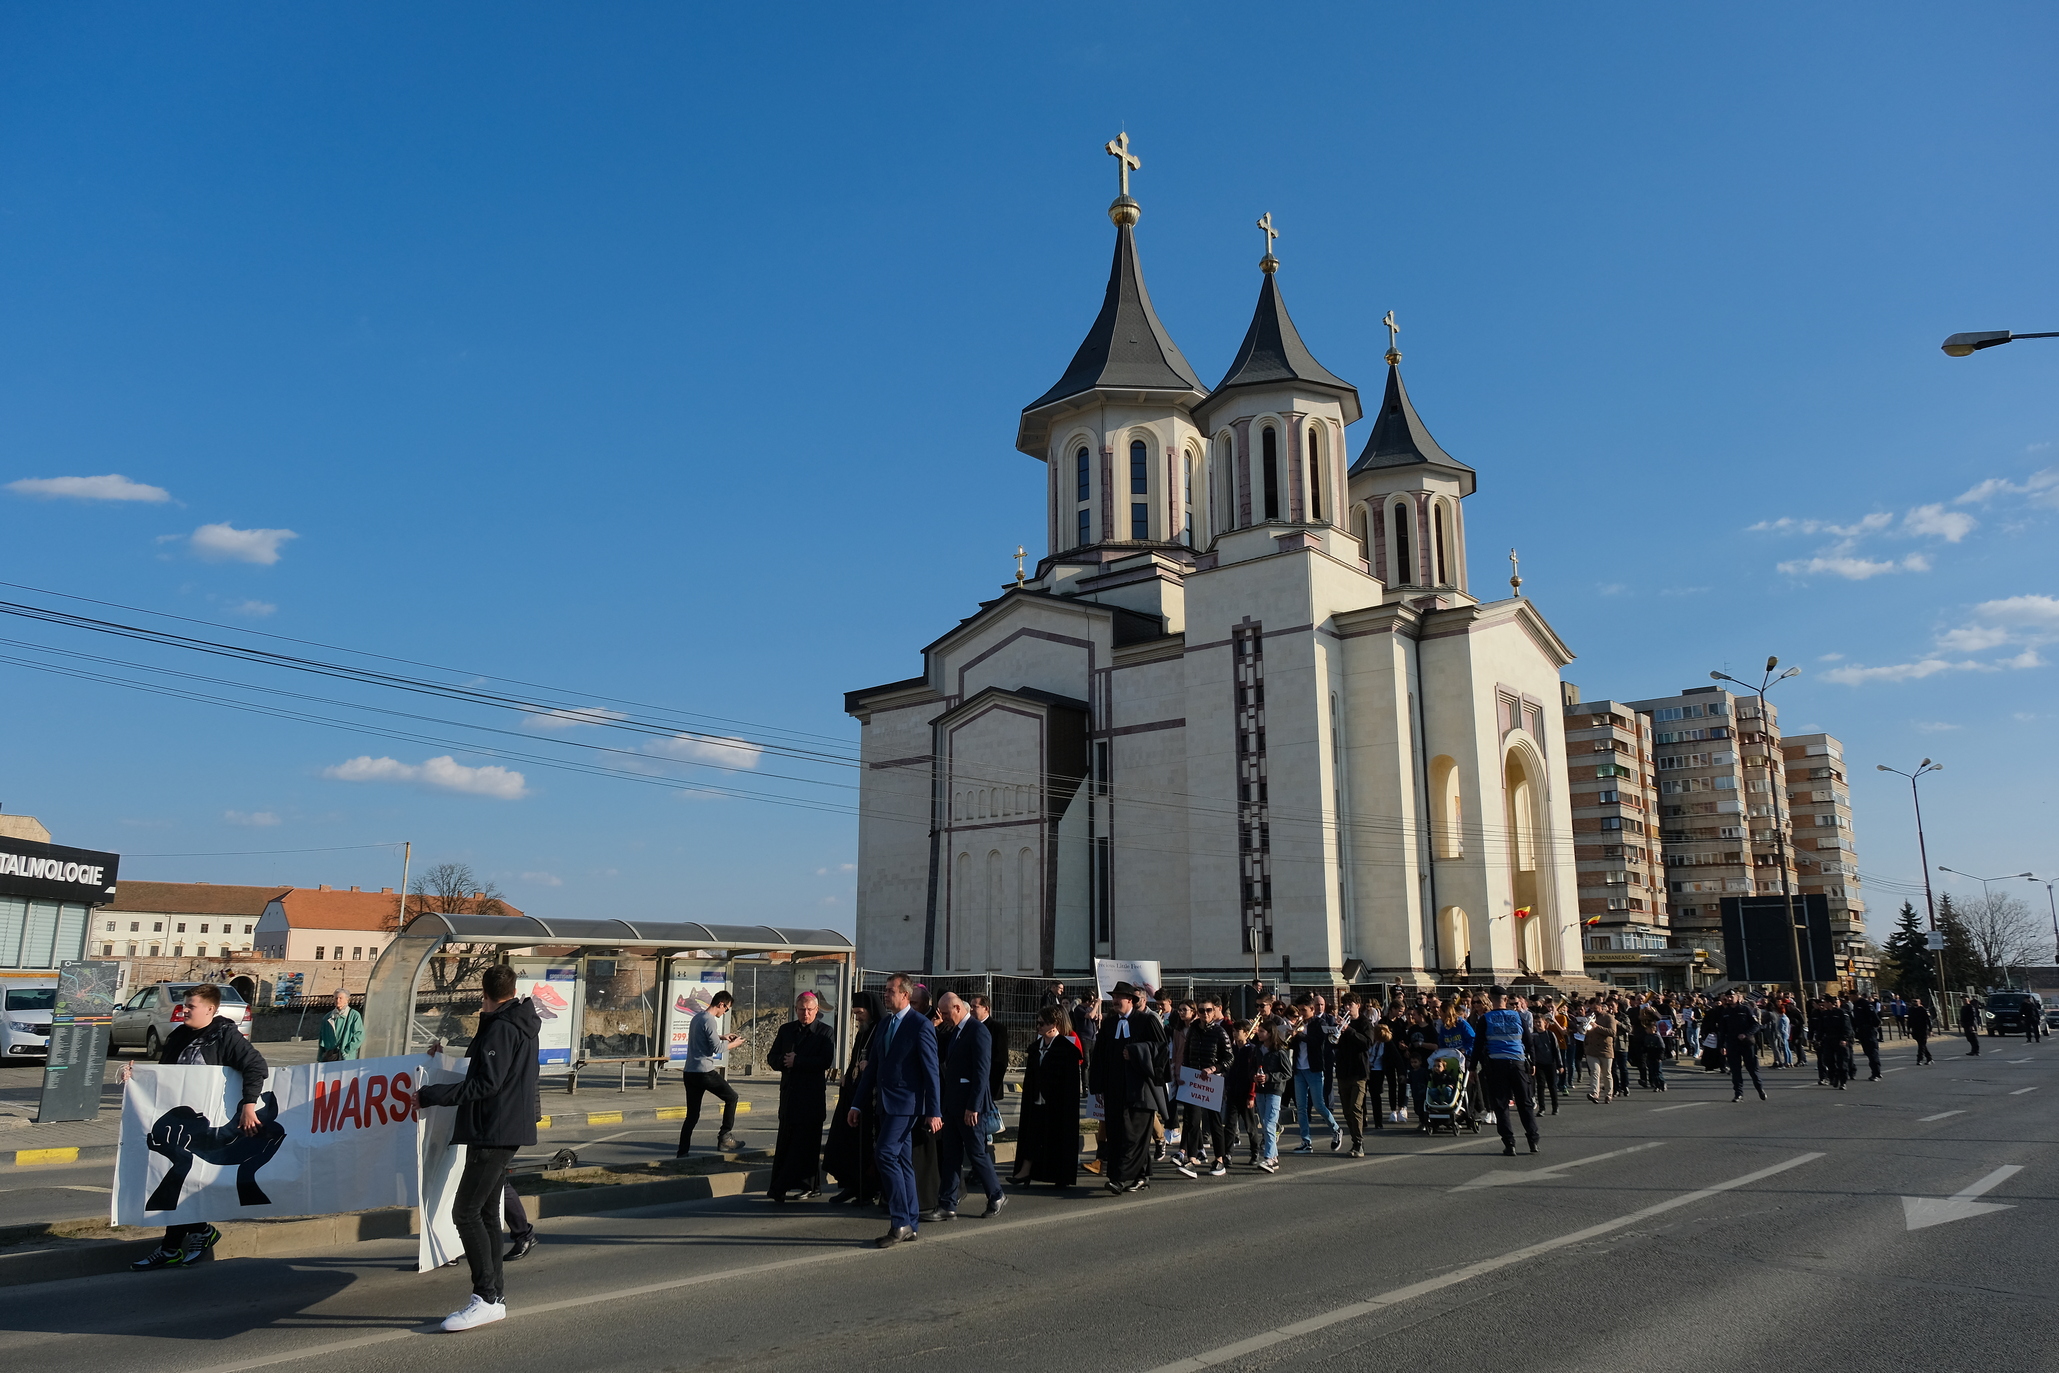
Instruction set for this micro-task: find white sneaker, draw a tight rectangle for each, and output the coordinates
[442,1295,507,1333]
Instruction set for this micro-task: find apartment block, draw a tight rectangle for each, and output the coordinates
[1622,685,1799,954]
[1783,732,1869,963]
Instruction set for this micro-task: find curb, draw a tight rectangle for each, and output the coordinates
[7,1144,117,1169]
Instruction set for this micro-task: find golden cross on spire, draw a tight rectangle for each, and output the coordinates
[1105,131,1139,198]
[1257,212,1278,261]
[1014,545,1027,586]
[1382,310,1401,364]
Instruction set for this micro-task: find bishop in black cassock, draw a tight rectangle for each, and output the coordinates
[1088,984,1167,1191]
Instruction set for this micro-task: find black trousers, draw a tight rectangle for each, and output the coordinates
[1728,1044,1764,1096]
[1106,1106,1155,1183]
[1481,1061,1539,1146]
[1532,1063,1559,1113]
[1914,1033,1932,1063]
[453,1145,517,1302]
[1181,1100,1228,1160]
[502,1176,531,1242]
[1857,1038,1881,1078]
[679,1070,739,1153]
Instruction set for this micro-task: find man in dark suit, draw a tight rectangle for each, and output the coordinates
[934,994,1004,1220]
[1089,983,1168,1193]
[850,973,941,1247]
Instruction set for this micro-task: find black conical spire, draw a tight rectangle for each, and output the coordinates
[1350,362,1476,495]
[1204,269,1360,422]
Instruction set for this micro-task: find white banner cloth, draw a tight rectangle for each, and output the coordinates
[113,1055,427,1229]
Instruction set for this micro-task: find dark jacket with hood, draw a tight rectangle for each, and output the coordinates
[159,1015,270,1105]
[417,996,542,1148]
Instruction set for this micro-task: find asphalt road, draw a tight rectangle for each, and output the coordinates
[3,1036,2053,1373]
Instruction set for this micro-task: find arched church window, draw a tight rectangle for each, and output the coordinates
[1130,438,1148,495]
[1182,451,1195,546]
[1076,447,1090,503]
[1392,502,1413,583]
[1307,426,1323,522]
[1351,504,1369,553]
[1261,427,1280,521]
[1131,501,1149,540]
[1434,503,1449,584]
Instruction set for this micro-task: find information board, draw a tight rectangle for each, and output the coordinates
[35,959,119,1123]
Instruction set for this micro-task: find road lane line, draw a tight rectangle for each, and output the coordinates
[1651,1102,1708,1112]
[1918,1111,1965,1122]
[2010,1087,2037,1095]
[1452,1141,1665,1191]
[201,1135,1498,1372]
[1144,1152,1826,1373]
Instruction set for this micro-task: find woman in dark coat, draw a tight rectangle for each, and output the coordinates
[822,990,884,1206]
[765,992,838,1202]
[1010,1005,1082,1187]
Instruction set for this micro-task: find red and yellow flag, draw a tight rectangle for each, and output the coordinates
[1513,906,1532,920]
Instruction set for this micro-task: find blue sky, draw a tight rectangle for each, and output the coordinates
[2,5,2054,937]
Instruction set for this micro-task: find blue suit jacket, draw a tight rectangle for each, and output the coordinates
[939,1019,994,1117]
[856,1008,940,1119]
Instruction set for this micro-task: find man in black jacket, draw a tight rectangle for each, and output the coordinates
[1712,991,1766,1102]
[766,992,837,1202]
[1908,998,1934,1063]
[1960,997,1982,1055]
[122,984,271,1271]
[1334,998,1378,1158]
[1089,984,1167,1193]
[934,994,1004,1219]
[1851,996,1883,1081]
[418,964,541,1333]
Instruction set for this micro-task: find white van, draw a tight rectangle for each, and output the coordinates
[2,978,58,1061]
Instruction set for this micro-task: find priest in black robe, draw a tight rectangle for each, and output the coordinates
[1088,984,1167,1192]
[824,990,884,1205]
[765,991,836,1202]
[1010,1005,1082,1187]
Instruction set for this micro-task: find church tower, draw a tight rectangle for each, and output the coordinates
[1192,216,1362,543]
[1018,133,1210,564]
[1347,321,1478,604]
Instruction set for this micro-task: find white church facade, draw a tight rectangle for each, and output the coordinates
[846,141,1585,987]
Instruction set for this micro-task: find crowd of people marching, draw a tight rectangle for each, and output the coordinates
[748,974,2040,1251]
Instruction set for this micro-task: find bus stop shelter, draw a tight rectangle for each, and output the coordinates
[363,913,855,1089]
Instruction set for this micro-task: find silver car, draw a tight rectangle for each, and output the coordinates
[110,982,253,1057]
[3,981,56,1060]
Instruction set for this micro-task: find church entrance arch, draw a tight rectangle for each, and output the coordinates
[1503,743,1546,974]
[1437,906,1469,974]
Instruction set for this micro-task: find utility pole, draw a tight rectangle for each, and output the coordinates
[1878,762,1945,999]
[397,841,412,932]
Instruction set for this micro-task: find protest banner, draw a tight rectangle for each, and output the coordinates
[113,1055,427,1229]
[1093,959,1162,1000]
[415,1051,473,1271]
[1172,1066,1224,1113]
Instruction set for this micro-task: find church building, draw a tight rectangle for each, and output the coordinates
[845,138,1585,987]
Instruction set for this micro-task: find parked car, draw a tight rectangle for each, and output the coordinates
[109,982,252,1057]
[2,979,57,1061]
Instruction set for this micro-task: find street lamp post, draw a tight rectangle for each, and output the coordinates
[1710,658,1807,997]
[2029,877,2059,966]
[1940,330,2059,357]
[1937,865,2036,989]
[1878,761,1946,1000]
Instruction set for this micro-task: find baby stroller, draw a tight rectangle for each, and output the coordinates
[1423,1048,1479,1135]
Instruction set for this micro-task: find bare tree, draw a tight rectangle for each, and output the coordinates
[1957,891,2042,983]
[395,862,512,992]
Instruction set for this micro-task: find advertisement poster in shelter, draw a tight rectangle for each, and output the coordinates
[667,962,729,1062]
[510,960,579,1066]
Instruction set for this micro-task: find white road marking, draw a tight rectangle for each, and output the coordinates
[1881,1067,1907,1074]
[200,1134,1494,1372]
[1901,1164,2023,1231]
[2010,1058,2033,1064]
[1145,1152,1826,1372]
[1451,1141,1665,1191]
[1651,1102,1708,1113]
[2010,1087,2038,1096]
[1918,1111,1964,1122]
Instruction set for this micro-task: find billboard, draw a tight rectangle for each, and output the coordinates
[1718,894,1835,987]
[0,836,120,906]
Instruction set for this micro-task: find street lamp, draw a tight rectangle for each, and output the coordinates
[1878,761,1946,999]
[1940,330,2059,357]
[1938,865,2036,989]
[2027,877,2059,967]
[1710,657,1808,996]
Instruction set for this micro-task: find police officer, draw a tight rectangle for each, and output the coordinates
[1713,990,1767,1102]
[1474,986,1540,1157]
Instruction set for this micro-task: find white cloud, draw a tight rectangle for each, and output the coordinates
[519,871,563,886]
[648,734,764,770]
[1911,721,1962,733]
[1821,650,2040,686]
[522,707,629,731]
[1935,623,2012,653]
[1972,593,2059,640]
[1817,653,1845,662]
[7,473,172,503]
[1749,513,1893,538]
[226,599,276,618]
[1776,554,1928,580]
[1902,504,1976,542]
[1954,468,2059,507]
[323,754,529,800]
[223,809,281,826]
[190,522,298,565]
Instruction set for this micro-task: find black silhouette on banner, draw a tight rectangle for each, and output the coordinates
[144,1092,287,1211]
